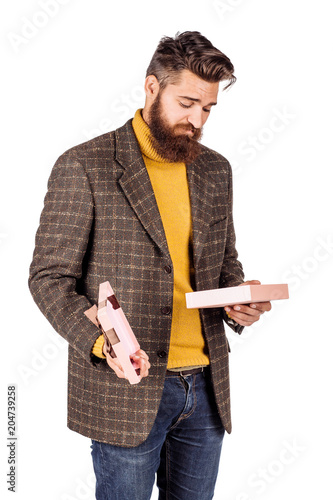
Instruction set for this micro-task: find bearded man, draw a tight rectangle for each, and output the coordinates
[29,31,271,500]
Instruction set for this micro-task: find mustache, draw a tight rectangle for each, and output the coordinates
[175,124,202,140]
[175,124,199,132]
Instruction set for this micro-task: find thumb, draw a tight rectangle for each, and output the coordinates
[240,280,261,286]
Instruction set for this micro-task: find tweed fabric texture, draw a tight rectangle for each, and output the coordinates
[28,118,244,446]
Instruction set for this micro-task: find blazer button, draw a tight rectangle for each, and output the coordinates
[164,265,172,274]
[157,350,167,358]
[161,306,171,315]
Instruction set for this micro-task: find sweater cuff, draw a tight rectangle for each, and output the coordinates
[91,334,106,359]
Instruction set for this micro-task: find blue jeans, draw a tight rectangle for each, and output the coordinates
[91,368,225,500]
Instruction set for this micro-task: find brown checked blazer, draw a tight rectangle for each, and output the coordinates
[28,118,244,447]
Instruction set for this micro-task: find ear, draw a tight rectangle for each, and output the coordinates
[144,75,160,100]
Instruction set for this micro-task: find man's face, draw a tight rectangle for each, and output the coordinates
[147,70,219,163]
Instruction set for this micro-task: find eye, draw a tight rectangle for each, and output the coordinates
[179,102,192,109]
[203,108,211,113]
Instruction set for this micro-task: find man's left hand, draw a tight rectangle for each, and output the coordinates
[224,280,272,327]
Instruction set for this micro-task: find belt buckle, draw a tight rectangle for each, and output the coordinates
[179,366,204,377]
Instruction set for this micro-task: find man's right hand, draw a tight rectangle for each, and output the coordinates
[102,343,151,380]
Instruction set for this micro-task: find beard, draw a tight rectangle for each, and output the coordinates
[147,94,203,164]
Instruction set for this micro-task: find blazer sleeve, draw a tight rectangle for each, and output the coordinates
[219,162,245,335]
[28,151,102,365]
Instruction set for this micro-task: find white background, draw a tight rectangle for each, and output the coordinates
[1,0,332,499]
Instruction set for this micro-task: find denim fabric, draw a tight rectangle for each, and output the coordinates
[91,369,225,500]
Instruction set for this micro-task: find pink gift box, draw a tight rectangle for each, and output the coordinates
[97,281,141,384]
[84,281,141,384]
[186,284,289,309]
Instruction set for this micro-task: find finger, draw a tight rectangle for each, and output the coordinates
[139,360,149,378]
[130,353,145,369]
[132,357,146,377]
[137,355,150,376]
[225,306,261,326]
[226,312,260,326]
[239,280,261,286]
[131,355,150,378]
[250,301,272,312]
[226,304,262,318]
[135,349,149,361]
[235,304,262,316]
[132,349,150,377]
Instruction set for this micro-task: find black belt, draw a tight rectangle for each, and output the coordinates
[165,366,209,377]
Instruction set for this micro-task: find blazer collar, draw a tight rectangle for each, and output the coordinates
[114,119,215,267]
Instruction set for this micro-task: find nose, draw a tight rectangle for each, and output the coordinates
[187,108,206,130]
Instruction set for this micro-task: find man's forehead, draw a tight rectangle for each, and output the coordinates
[169,70,219,102]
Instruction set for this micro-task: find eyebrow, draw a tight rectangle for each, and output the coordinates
[178,95,217,106]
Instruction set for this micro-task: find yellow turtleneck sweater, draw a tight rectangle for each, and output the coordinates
[92,109,209,369]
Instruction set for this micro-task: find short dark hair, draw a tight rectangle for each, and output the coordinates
[146,31,236,90]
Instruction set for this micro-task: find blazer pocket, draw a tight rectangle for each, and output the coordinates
[209,214,228,227]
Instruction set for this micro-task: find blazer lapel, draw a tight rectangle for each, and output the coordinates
[114,120,170,258]
[187,154,216,269]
